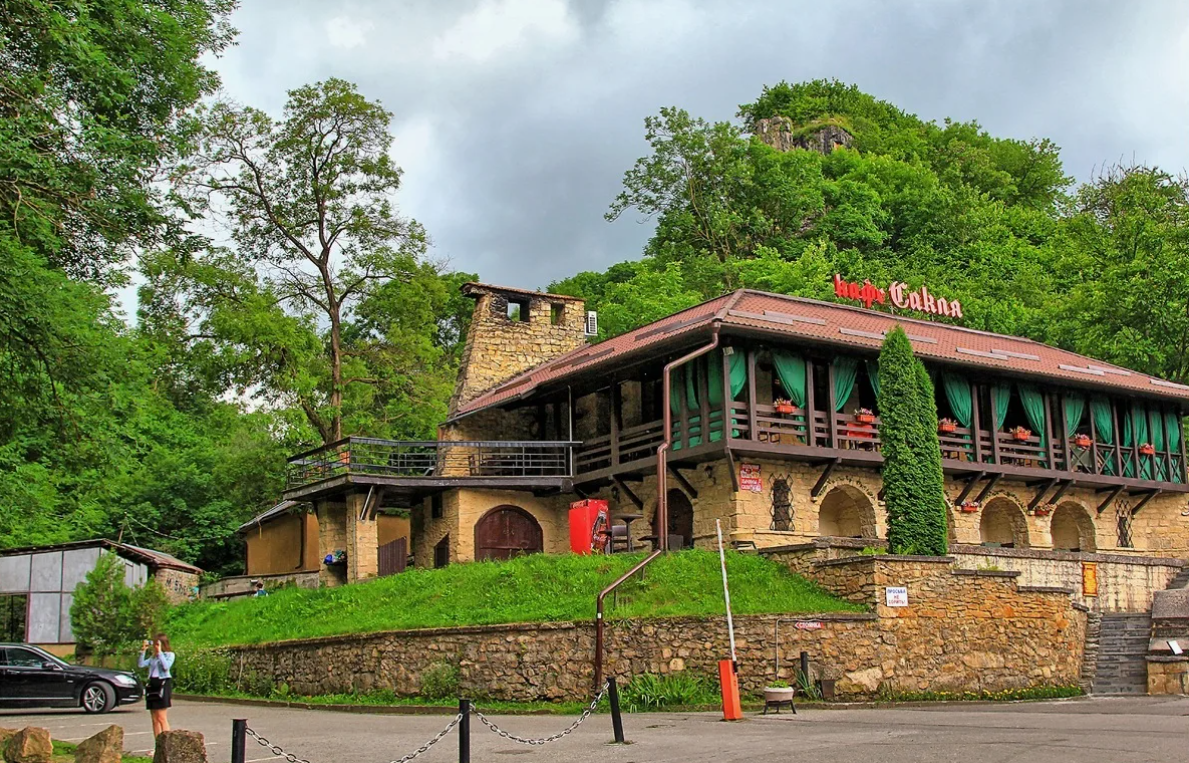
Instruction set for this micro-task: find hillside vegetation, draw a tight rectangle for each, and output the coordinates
[167,550,861,648]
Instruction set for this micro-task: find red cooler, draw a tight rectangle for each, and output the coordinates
[569,499,609,554]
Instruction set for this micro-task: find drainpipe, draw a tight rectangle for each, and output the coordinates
[593,324,722,691]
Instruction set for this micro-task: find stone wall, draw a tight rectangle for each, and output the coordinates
[315,500,348,587]
[413,488,571,567]
[201,572,319,599]
[222,557,1085,701]
[153,568,199,604]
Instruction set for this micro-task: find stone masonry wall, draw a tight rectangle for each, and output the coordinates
[153,568,199,604]
[223,557,1085,701]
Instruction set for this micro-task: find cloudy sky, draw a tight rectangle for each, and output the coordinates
[205,0,1189,292]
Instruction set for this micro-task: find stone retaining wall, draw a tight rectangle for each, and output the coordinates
[222,556,1085,701]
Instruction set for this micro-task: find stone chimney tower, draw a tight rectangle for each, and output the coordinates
[448,283,588,414]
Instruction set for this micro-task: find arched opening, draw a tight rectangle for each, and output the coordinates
[474,506,543,561]
[1050,502,1097,552]
[979,498,1030,548]
[817,485,877,539]
[652,489,695,549]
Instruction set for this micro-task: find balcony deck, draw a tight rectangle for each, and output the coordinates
[283,437,577,502]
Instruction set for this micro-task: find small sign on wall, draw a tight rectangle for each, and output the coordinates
[885,586,909,607]
[740,463,763,493]
[794,621,823,631]
[1081,562,1099,597]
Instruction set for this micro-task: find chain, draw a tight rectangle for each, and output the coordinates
[472,681,608,746]
[245,713,463,763]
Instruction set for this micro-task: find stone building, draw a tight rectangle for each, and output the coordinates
[281,280,1189,586]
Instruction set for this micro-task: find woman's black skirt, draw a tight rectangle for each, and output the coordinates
[146,677,173,710]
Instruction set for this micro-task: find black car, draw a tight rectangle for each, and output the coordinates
[0,643,142,714]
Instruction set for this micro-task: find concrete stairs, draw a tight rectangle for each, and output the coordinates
[1166,566,1189,591]
[1091,614,1152,694]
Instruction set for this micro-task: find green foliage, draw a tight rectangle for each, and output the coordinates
[795,670,823,700]
[70,553,135,657]
[419,661,461,700]
[878,327,948,555]
[52,740,152,763]
[166,550,862,649]
[619,672,720,712]
[130,580,171,638]
[877,684,1083,702]
[171,649,234,694]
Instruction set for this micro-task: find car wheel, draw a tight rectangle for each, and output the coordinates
[81,682,115,714]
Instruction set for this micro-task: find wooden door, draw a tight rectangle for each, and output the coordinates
[378,537,407,576]
[652,489,694,549]
[474,506,543,561]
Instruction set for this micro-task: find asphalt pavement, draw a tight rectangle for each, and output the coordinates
[3,695,1187,762]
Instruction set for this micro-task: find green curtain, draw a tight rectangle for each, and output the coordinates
[729,351,747,399]
[1091,397,1115,475]
[1150,409,1166,481]
[866,360,880,397]
[669,365,685,450]
[1132,404,1150,480]
[992,384,1011,429]
[1018,384,1047,464]
[1064,394,1085,437]
[686,359,703,447]
[1122,406,1135,477]
[833,356,859,412]
[1166,411,1183,483]
[707,351,745,442]
[772,351,806,408]
[942,373,973,428]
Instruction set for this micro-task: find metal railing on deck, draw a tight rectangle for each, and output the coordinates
[286,437,578,489]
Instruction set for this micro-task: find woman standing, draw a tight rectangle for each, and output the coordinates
[139,634,175,737]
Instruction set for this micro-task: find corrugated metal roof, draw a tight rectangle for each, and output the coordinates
[452,289,1189,418]
[0,539,202,574]
[237,501,302,533]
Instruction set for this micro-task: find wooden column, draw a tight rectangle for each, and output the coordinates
[1180,414,1188,483]
[677,368,689,452]
[610,381,621,467]
[1088,400,1099,475]
[1112,400,1124,477]
[698,358,711,448]
[1043,392,1056,468]
[805,359,817,446]
[988,385,1001,465]
[971,383,983,463]
[826,360,837,449]
[1129,401,1140,478]
[746,349,758,442]
[721,347,734,442]
[1163,407,1174,482]
[1059,395,1070,473]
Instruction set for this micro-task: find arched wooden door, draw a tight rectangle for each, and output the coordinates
[474,506,544,561]
[652,489,695,549]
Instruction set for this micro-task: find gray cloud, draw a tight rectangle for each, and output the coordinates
[209,0,1189,290]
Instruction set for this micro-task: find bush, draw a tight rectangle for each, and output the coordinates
[619,672,719,712]
[419,661,460,700]
[171,649,234,694]
[71,552,136,656]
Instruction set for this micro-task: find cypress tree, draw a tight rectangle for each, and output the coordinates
[877,326,949,555]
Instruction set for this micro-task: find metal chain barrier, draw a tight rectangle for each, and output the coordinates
[472,681,609,746]
[244,713,464,763]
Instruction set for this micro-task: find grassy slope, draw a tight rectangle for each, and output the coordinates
[169,550,862,649]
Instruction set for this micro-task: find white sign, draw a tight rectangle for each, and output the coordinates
[794,621,823,631]
[1170,640,1184,656]
[885,586,909,607]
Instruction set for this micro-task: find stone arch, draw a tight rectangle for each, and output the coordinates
[979,496,1030,548]
[474,505,543,561]
[817,484,878,539]
[1050,501,1097,552]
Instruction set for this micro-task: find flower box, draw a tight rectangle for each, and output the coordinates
[774,399,796,415]
[1011,427,1032,442]
[1034,506,1051,517]
[938,419,958,434]
[855,408,876,424]
[959,501,979,513]
[1139,443,1156,456]
[1072,434,1092,449]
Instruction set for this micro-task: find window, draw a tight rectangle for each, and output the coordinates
[431,493,443,519]
[0,595,27,642]
[506,298,530,322]
[550,303,564,325]
[4,646,43,668]
[770,477,793,531]
[433,536,450,568]
[1116,503,1133,548]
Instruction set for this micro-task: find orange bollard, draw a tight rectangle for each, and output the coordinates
[718,659,743,720]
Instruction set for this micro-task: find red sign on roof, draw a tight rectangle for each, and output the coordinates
[834,274,963,319]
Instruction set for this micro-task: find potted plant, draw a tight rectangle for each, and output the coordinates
[855,407,876,424]
[1139,442,1156,456]
[1010,426,1032,442]
[938,417,958,434]
[773,398,796,415]
[1034,504,1052,517]
[1072,433,1092,449]
[959,500,979,513]
[764,680,796,704]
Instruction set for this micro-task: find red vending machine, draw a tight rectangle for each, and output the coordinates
[569,499,610,554]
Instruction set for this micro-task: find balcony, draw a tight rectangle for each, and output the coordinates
[284,437,578,501]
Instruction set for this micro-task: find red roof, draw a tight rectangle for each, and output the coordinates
[452,289,1189,418]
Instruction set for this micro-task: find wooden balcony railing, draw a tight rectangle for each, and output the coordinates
[286,437,578,489]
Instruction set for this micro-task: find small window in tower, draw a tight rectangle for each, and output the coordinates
[506,298,530,322]
[434,535,450,568]
[550,303,564,325]
[431,493,443,519]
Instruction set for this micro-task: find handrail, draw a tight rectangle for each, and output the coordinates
[593,548,662,690]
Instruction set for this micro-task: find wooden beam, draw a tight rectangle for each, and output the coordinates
[988,384,1002,465]
[1048,479,1075,506]
[610,380,621,468]
[1131,489,1161,515]
[358,485,375,521]
[1181,411,1188,483]
[955,471,986,506]
[747,349,758,442]
[721,347,734,442]
[812,458,840,499]
[1059,395,1070,473]
[725,447,740,492]
[826,360,837,449]
[698,357,711,450]
[1112,399,1124,477]
[1096,485,1124,514]
[668,465,699,499]
[613,475,643,510]
[1088,397,1099,476]
[1043,391,1056,468]
[971,384,983,463]
[1028,478,1058,511]
[974,473,1002,505]
[805,359,816,446]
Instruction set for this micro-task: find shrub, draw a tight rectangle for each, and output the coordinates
[619,672,719,712]
[71,552,136,657]
[419,661,460,700]
[171,649,234,694]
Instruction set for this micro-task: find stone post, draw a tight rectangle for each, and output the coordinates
[316,500,348,587]
[346,491,379,583]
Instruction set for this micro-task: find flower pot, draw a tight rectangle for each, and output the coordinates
[764,687,795,704]
[1012,431,1031,442]
[1073,435,1092,449]
[960,503,979,513]
[775,404,795,415]
[856,413,875,424]
[938,423,957,434]
[1139,444,1156,456]
[817,679,836,701]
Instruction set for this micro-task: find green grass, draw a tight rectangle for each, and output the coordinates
[168,550,862,649]
[877,685,1084,702]
[51,741,151,763]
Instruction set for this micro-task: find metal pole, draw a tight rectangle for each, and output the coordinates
[800,651,809,685]
[716,519,737,663]
[459,699,471,763]
[608,678,626,744]
[231,719,246,763]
